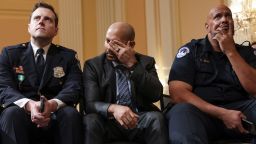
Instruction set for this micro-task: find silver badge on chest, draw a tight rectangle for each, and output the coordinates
[53,66,65,78]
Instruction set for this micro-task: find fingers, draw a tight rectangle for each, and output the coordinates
[114,106,139,129]
[31,111,51,127]
[119,111,138,129]
[37,117,51,128]
[228,24,232,36]
[229,113,248,134]
[109,40,122,49]
[239,114,249,134]
[117,119,128,129]
[112,40,127,47]
[31,110,50,122]
[212,30,224,41]
[108,40,130,54]
[108,40,135,66]
[108,44,119,56]
[238,124,249,134]
[238,119,249,134]
[238,113,249,133]
[240,113,246,120]
[30,100,52,126]
[228,21,234,36]
[30,101,43,121]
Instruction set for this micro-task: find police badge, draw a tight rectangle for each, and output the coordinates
[53,66,65,78]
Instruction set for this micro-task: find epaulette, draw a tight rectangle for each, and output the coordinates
[21,43,27,47]
[6,43,28,51]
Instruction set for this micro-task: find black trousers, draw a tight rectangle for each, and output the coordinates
[0,106,83,144]
[83,111,168,144]
[165,100,256,144]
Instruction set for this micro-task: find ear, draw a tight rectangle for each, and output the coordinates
[205,23,209,30]
[55,27,58,36]
[28,24,31,34]
[129,41,136,48]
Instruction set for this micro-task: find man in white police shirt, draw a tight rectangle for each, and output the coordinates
[166,5,256,144]
[0,2,82,144]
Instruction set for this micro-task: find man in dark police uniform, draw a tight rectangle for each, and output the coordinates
[0,2,82,144]
[166,5,256,144]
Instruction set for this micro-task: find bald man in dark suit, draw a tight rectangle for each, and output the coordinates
[83,22,168,144]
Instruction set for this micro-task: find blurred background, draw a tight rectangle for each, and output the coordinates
[1,0,255,94]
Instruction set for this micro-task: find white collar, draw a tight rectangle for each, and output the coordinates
[30,42,51,57]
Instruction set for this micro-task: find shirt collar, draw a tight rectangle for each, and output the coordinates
[31,41,51,57]
[112,61,119,67]
[112,61,128,71]
[202,35,214,53]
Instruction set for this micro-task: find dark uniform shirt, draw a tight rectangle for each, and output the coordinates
[168,36,256,105]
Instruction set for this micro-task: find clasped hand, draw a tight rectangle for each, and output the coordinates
[26,97,57,128]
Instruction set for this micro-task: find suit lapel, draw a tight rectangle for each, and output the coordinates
[21,43,38,87]
[40,44,62,89]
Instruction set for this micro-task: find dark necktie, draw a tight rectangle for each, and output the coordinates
[36,48,45,82]
[116,68,132,107]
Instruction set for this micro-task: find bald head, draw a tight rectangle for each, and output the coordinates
[206,5,232,22]
[107,22,135,41]
[205,4,234,36]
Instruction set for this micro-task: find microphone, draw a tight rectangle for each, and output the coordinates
[39,96,45,113]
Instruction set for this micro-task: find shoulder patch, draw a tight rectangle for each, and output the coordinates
[177,47,190,58]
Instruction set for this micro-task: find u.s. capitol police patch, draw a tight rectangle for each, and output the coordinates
[177,47,190,58]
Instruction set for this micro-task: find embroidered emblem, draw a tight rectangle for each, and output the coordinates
[14,66,24,74]
[18,75,25,82]
[177,47,190,58]
[53,66,65,78]
[14,66,25,82]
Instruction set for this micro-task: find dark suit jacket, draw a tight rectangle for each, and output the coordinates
[0,42,82,108]
[83,53,163,117]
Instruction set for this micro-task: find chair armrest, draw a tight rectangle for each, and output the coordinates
[160,94,175,113]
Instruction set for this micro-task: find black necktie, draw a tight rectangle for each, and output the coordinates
[36,48,45,82]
